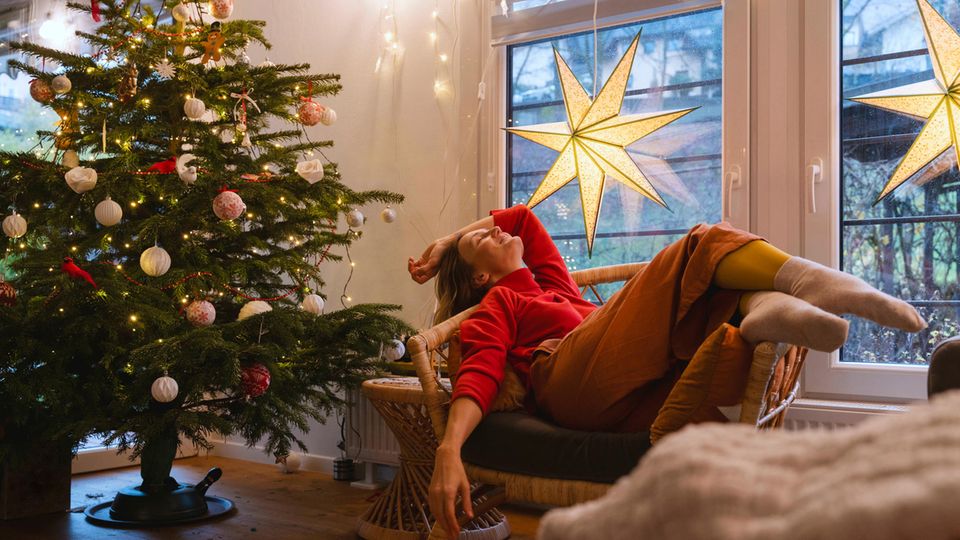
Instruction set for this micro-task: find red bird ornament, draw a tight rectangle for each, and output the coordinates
[61,257,98,289]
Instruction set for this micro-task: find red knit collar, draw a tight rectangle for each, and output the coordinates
[492,267,540,293]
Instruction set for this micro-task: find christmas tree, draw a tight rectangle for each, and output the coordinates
[0,0,408,490]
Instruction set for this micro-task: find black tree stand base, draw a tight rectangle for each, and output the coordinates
[84,424,234,527]
[84,468,235,527]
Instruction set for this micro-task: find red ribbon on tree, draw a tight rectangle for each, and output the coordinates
[147,157,177,174]
[91,1,102,22]
[299,81,314,103]
[219,184,238,194]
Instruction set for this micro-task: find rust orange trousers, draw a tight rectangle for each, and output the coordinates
[529,223,761,432]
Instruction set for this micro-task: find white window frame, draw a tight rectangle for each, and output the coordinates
[481,0,752,236]
[800,0,926,402]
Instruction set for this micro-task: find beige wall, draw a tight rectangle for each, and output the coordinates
[224,1,487,461]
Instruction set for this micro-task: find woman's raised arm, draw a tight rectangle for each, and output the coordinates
[408,215,495,284]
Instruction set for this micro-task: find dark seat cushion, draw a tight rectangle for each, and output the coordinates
[461,412,651,484]
[929,336,960,397]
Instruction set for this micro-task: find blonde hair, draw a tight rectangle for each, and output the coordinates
[434,236,487,324]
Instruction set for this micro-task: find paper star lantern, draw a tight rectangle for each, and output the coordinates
[849,0,960,203]
[506,31,696,254]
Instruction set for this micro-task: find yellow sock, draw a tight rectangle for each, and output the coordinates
[714,240,791,290]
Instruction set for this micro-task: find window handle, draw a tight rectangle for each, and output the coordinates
[806,158,824,214]
[723,165,742,220]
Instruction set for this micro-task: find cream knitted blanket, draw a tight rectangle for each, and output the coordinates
[538,390,960,540]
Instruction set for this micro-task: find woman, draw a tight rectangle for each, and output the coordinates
[407,205,925,538]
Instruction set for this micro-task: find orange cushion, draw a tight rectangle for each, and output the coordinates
[650,323,753,444]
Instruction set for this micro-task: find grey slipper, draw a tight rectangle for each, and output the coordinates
[928,336,960,397]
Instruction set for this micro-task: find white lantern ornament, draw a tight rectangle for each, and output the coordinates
[383,339,406,361]
[346,209,365,228]
[140,245,171,277]
[65,166,97,193]
[300,294,324,314]
[183,97,206,120]
[238,300,272,321]
[186,300,216,327]
[151,373,179,403]
[213,188,245,221]
[380,207,397,223]
[2,212,27,239]
[95,196,122,226]
[51,74,72,94]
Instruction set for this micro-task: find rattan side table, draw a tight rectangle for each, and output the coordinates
[356,377,510,540]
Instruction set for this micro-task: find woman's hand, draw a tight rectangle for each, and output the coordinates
[408,235,456,284]
[429,444,474,539]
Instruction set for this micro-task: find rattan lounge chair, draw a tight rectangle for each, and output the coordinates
[408,262,807,539]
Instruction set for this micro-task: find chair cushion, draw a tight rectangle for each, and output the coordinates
[650,323,753,444]
[461,412,651,484]
[929,336,960,397]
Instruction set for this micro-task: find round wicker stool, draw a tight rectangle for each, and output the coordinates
[356,377,511,540]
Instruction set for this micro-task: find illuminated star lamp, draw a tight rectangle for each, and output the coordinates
[849,0,960,203]
[506,31,697,255]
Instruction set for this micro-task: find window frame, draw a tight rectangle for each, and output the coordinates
[801,0,928,402]
[488,0,751,261]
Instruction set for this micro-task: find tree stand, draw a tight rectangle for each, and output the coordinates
[84,424,234,526]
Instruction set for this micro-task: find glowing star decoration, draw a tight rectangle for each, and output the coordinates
[505,31,696,254]
[850,0,960,203]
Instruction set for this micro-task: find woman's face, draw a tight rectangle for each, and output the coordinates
[457,226,524,280]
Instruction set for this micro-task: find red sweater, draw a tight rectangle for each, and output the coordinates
[450,205,597,415]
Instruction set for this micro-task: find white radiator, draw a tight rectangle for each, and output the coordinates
[345,387,401,466]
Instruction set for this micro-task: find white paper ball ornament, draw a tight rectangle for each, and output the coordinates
[301,294,324,314]
[62,149,80,168]
[238,300,272,321]
[140,245,171,277]
[346,209,365,228]
[2,212,27,239]
[383,339,405,361]
[277,453,301,474]
[183,97,206,120]
[151,374,179,403]
[95,197,122,226]
[65,166,97,193]
[186,300,216,327]
[320,107,337,126]
[213,189,245,221]
[171,2,191,21]
[380,207,397,223]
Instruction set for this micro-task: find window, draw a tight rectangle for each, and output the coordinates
[840,0,959,366]
[506,7,724,278]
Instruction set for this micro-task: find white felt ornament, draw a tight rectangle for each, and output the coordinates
[51,75,72,94]
[300,294,325,314]
[151,375,179,403]
[320,107,337,126]
[186,300,216,327]
[238,300,272,321]
[346,209,365,228]
[155,58,176,79]
[219,127,236,143]
[65,166,97,193]
[210,0,234,19]
[295,159,325,184]
[213,189,245,220]
[383,339,406,361]
[95,196,122,226]
[2,212,27,238]
[380,207,397,223]
[140,245,171,277]
[176,154,198,184]
[171,2,191,21]
[183,97,206,120]
[62,149,80,168]
[277,453,301,474]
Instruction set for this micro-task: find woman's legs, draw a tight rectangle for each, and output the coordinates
[714,240,926,333]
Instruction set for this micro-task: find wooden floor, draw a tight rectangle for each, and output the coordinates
[0,456,543,539]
